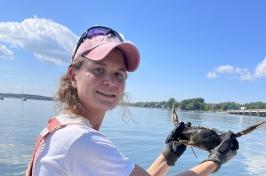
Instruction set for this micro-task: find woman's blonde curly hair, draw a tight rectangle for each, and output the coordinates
[54,57,87,114]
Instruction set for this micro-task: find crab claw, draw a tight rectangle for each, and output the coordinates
[185,122,192,127]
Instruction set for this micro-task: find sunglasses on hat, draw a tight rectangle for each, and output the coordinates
[72,26,124,60]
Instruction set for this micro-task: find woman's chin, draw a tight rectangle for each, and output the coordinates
[95,100,119,111]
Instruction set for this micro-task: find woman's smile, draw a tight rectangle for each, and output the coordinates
[96,90,116,98]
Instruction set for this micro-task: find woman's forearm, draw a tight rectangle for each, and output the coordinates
[132,155,217,176]
[176,161,218,176]
[147,154,170,176]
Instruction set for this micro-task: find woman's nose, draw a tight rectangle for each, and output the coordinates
[103,74,117,87]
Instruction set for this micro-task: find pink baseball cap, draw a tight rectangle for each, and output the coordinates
[72,30,140,72]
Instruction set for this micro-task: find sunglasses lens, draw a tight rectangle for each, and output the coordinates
[86,27,123,41]
[87,27,111,38]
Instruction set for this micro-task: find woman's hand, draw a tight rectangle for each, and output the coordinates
[162,141,186,166]
[201,132,239,172]
[162,122,187,166]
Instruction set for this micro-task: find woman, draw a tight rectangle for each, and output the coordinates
[26,26,239,176]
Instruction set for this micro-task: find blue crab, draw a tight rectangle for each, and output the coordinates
[169,109,266,152]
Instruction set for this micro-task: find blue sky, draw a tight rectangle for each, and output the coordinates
[0,0,266,103]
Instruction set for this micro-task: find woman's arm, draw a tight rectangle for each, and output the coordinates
[147,154,171,175]
[130,156,217,176]
[130,154,170,176]
[176,161,217,176]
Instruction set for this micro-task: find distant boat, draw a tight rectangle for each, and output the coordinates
[21,87,27,101]
[0,96,4,100]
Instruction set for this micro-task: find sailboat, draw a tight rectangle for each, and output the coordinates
[21,87,27,101]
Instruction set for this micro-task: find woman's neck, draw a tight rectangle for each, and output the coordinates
[80,108,105,130]
[61,108,105,130]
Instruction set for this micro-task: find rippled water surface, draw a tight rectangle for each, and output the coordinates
[0,98,266,175]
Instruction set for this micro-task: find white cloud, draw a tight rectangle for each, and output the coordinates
[255,58,266,78]
[216,65,235,74]
[0,17,78,65]
[0,43,14,59]
[206,72,217,78]
[237,68,253,81]
[207,58,266,81]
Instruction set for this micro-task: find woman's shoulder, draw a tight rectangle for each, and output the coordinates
[49,119,100,145]
[45,113,99,151]
[44,113,116,159]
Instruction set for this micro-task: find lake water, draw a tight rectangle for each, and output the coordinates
[0,98,266,176]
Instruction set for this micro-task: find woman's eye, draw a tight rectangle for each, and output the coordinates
[93,68,104,76]
[115,71,127,81]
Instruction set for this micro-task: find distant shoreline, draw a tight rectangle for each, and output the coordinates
[0,93,53,101]
[1,93,266,117]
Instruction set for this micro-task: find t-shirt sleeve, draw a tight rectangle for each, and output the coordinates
[64,130,135,176]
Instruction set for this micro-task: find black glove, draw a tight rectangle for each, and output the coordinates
[162,122,187,166]
[165,122,186,143]
[162,141,186,166]
[201,132,239,172]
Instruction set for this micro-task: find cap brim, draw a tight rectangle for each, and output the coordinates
[82,42,140,72]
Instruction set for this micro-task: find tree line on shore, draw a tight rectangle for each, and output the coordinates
[2,93,265,111]
[128,98,266,111]
[0,93,53,101]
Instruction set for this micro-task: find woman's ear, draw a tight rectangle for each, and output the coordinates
[68,67,77,88]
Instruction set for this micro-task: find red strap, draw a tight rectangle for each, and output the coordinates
[25,117,63,176]
[47,117,61,133]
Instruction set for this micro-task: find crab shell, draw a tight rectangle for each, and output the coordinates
[179,127,223,152]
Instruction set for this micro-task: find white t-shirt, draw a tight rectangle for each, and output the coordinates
[34,114,135,176]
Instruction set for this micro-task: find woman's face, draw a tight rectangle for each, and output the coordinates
[72,49,127,112]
